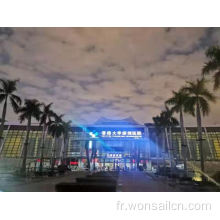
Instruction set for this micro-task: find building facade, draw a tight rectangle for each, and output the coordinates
[0,117,220,170]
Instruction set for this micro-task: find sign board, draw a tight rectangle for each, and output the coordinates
[107,153,122,158]
[101,130,142,138]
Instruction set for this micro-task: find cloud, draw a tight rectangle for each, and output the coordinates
[0,27,220,126]
[0,50,10,65]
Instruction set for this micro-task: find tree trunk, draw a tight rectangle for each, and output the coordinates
[137,144,140,170]
[21,116,31,173]
[155,135,159,171]
[62,133,69,165]
[58,135,64,165]
[168,126,175,175]
[180,108,187,174]
[196,101,205,177]
[62,137,66,165]
[91,141,97,171]
[165,127,172,167]
[85,141,90,170]
[39,124,46,173]
[51,137,56,171]
[162,129,166,171]
[0,97,8,141]
[169,127,172,148]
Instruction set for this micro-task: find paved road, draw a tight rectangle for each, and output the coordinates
[117,171,180,192]
[0,172,87,192]
[1,171,216,192]
[1,171,176,192]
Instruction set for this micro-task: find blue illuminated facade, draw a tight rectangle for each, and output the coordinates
[67,118,149,170]
[1,117,220,171]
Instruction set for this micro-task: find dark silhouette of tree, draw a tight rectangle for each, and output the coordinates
[165,89,193,173]
[85,141,90,170]
[48,114,65,171]
[153,106,179,169]
[39,103,54,173]
[0,79,21,145]
[202,45,220,90]
[62,120,72,165]
[182,78,216,177]
[18,99,42,173]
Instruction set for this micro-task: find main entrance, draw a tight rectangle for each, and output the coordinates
[97,157,138,171]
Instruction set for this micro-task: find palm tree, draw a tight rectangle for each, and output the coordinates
[39,103,54,173]
[160,106,179,168]
[0,79,21,143]
[62,120,72,165]
[153,107,179,170]
[17,99,42,173]
[182,78,216,176]
[85,141,91,170]
[160,106,179,126]
[165,89,193,174]
[152,115,165,170]
[202,45,220,90]
[91,141,98,171]
[48,114,65,171]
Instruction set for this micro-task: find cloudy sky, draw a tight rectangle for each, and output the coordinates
[0,27,220,126]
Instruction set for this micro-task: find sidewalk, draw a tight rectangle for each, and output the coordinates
[0,171,87,192]
[117,171,178,192]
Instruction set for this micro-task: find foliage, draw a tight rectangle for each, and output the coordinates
[202,45,220,90]
[182,78,216,116]
[17,99,42,123]
[0,79,21,113]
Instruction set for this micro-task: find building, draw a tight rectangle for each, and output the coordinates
[0,117,220,171]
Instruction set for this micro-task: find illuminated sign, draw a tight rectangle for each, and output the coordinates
[88,129,143,138]
[107,153,122,158]
[101,130,142,138]
[70,161,78,165]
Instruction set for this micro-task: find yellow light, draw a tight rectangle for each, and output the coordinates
[192,172,202,182]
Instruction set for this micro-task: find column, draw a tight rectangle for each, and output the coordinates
[145,127,151,160]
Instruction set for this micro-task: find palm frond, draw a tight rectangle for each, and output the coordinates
[200,88,216,102]
[170,117,179,126]
[199,97,210,116]
[0,79,9,91]
[33,109,42,121]
[39,114,47,125]
[205,45,220,59]
[48,120,65,138]
[17,99,42,123]
[7,80,18,93]
[40,102,54,125]
[19,112,29,123]
[170,105,179,113]
[53,113,64,123]
[165,96,177,106]
[10,94,22,105]
[181,78,215,117]
[202,60,219,75]
[182,84,195,94]
[10,97,20,113]
[184,97,197,116]
[0,94,6,103]
[214,71,220,90]
[203,45,220,89]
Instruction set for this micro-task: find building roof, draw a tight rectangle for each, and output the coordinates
[94,117,141,126]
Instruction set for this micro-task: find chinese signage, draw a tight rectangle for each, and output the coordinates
[107,153,122,158]
[101,130,142,138]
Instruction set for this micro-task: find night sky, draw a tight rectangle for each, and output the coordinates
[0,27,220,126]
